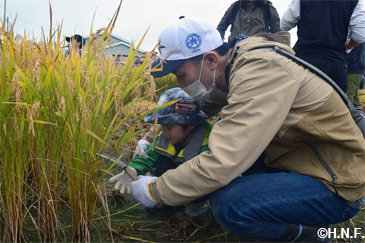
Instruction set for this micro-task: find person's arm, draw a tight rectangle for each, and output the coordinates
[269,2,281,32]
[346,38,362,52]
[280,0,301,31]
[149,48,302,206]
[217,3,235,40]
[347,0,365,50]
[110,136,160,194]
[129,140,161,175]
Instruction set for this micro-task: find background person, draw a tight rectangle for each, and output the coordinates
[127,17,365,242]
[280,0,365,92]
[217,0,281,43]
[65,34,85,57]
[347,42,365,111]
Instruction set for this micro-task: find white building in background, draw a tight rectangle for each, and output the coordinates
[83,33,146,65]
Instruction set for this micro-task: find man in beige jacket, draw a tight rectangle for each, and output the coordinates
[126,17,365,241]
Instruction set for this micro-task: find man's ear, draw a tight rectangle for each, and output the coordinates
[204,51,218,69]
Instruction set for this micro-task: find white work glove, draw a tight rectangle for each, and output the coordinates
[109,167,137,194]
[346,48,352,54]
[132,140,150,159]
[130,175,158,208]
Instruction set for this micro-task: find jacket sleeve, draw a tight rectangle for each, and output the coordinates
[150,49,302,206]
[280,0,301,31]
[128,142,160,175]
[269,3,281,32]
[349,0,365,43]
[217,3,235,40]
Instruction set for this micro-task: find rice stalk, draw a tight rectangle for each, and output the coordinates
[0,0,158,241]
[0,20,29,242]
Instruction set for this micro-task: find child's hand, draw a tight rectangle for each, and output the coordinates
[109,167,137,194]
[132,140,150,159]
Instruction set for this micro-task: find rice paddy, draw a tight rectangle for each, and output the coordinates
[0,1,364,242]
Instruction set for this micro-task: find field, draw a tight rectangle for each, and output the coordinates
[0,3,364,243]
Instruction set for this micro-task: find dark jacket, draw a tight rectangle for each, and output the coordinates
[217,0,280,42]
[294,0,358,66]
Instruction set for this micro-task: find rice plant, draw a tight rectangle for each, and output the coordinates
[0,0,158,241]
[0,25,31,242]
[154,73,178,98]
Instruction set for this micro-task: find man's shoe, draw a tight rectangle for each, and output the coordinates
[274,224,333,242]
[177,202,208,220]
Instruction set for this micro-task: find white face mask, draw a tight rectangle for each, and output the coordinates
[182,57,216,102]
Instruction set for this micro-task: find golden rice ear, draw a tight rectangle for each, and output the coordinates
[0,0,160,241]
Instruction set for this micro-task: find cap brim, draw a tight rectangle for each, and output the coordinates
[150,58,186,78]
[145,113,207,125]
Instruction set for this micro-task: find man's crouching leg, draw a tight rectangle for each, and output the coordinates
[209,171,359,241]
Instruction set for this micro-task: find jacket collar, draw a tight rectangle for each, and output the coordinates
[225,31,293,86]
[155,124,205,162]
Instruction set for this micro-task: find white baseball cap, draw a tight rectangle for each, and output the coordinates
[150,16,223,78]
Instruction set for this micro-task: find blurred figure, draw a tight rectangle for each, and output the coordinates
[217,0,280,43]
[347,42,365,110]
[281,0,365,92]
[65,34,85,57]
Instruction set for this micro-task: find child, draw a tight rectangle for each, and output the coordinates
[109,87,211,218]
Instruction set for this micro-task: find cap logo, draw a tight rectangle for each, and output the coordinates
[157,40,166,55]
[175,103,196,114]
[185,33,202,52]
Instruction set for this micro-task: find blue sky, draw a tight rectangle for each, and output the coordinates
[2,0,296,51]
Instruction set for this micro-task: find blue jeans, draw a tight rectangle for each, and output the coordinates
[297,54,348,92]
[209,170,359,241]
